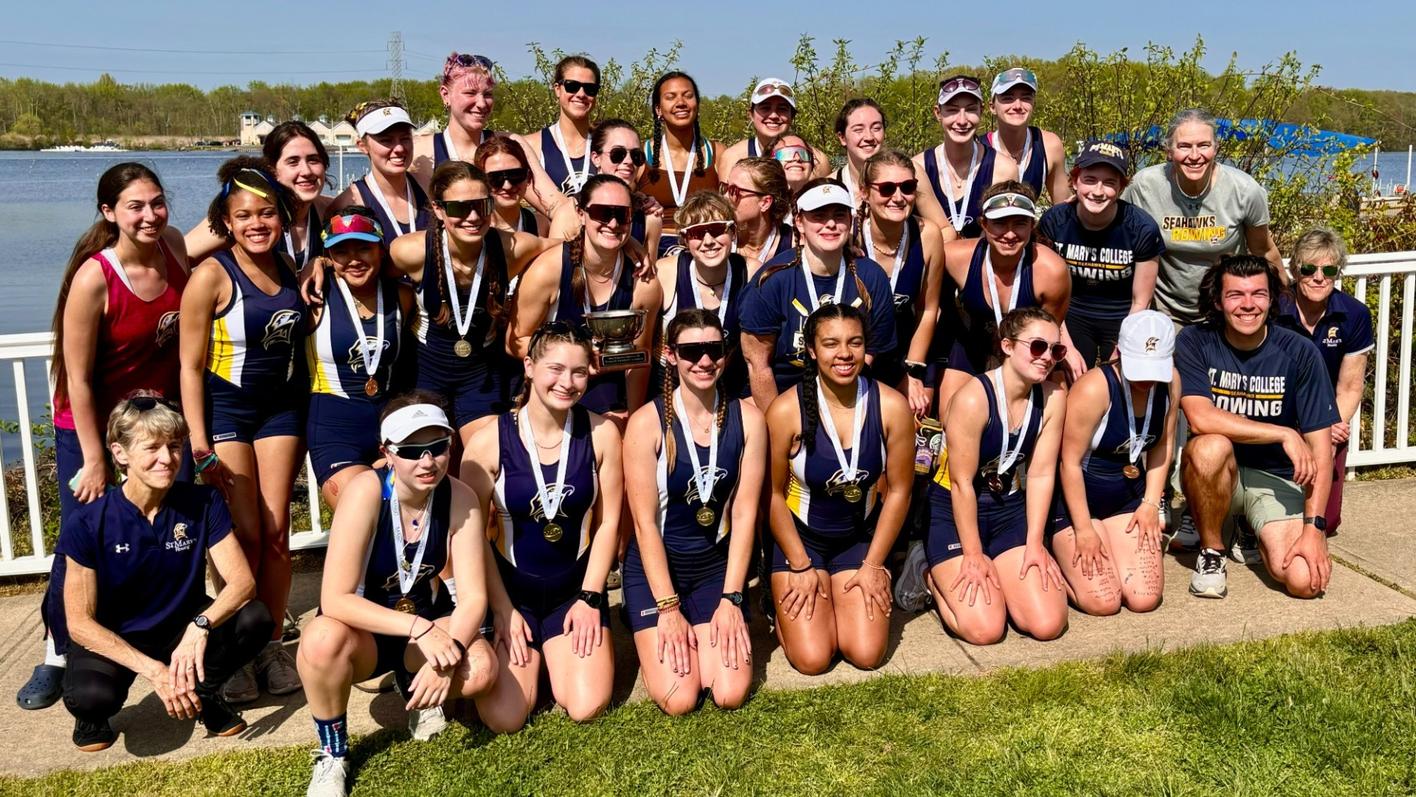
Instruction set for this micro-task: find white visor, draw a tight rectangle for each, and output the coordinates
[355,106,413,138]
[796,183,854,213]
[380,403,454,444]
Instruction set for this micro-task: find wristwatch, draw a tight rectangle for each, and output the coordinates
[904,360,929,381]
[722,591,745,607]
[577,590,604,609]
[1303,515,1327,532]
[192,614,211,631]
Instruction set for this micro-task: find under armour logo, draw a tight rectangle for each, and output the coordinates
[114,544,130,553]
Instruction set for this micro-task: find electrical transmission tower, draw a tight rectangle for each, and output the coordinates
[387,32,405,103]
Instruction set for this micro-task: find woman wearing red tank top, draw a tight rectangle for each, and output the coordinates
[17,163,192,712]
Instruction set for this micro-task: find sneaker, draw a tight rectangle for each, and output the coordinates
[1229,527,1263,565]
[222,661,260,704]
[1189,548,1229,599]
[893,541,933,613]
[306,749,350,797]
[408,705,449,741]
[16,663,65,710]
[257,641,304,696]
[72,718,116,752]
[199,691,247,737]
[1169,511,1200,552]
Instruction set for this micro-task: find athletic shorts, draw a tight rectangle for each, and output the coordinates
[768,516,871,575]
[498,560,609,648]
[307,394,382,487]
[1226,466,1304,534]
[925,480,1028,566]
[621,548,746,633]
[417,369,507,430]
[206,373,304,444]
[1051,468,1144,533]
[1063,312,1124,372]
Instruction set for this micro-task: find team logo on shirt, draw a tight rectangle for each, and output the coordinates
[529,484,576,524]
[1161,215,1225,244]
[379,563,436,593]
[262,309,303,349]
[1057,243,1136,281]
[113,543,130,554]
[1323,326,1342,347]
[824,469,872,499]
[1207,368,1285,416]
[154,311,180,348]
[684,466,730,504]
[167,522,194,553]
[345,338,393,374]
[1111,434,1157,457]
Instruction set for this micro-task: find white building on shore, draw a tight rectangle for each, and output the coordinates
[239,113,433,149]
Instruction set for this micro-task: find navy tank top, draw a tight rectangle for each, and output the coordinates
[949,239,1039,373]
[1084,365,1169,477]
[277,204,325,272]
[871,216,928,386]
[415,229,509,393]
[785,378,887,538]
[973,373,1044,500]
[985,126,1046,197]
[206,250,305,392]
[353,176,430,247]
[539,126,593,194]
[551,243,637,413]
[306,268,402,401]
[432,128,495,168]
[492,406,599,593]
[360,468,452,615]
[923,142,997,239]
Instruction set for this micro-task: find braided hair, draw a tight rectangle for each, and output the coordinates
[426,160,507,329]
[568,174,634,311]
[757,177,872,313]
[799,303,868,455]
[513,322,595,411]
[660,308,728,466]
[648,71,711,175]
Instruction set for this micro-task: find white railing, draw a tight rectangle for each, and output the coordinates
[0,252,1412,576]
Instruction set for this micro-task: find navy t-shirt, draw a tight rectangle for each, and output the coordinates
[1274,290,1374,388]
[57,482,232,640]
[1175,323,1339,479]
[1037,200,1164,321]
[739,251,898,393]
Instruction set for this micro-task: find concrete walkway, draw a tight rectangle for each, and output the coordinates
[1,479,1413,779]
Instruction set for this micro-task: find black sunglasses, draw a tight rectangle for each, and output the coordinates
[1011,337,1067,361]
[386,436,452,460]
[871,179,919,198]
[558,79,600,97]
[436,197,493,219]
[531,320,593,346]
[673,340,727,363]
[1297,263,1341,279]
[452,53,495,70]
[600,146,646,166]
[583,204,632,225]
[125,395,180,413]
[486,168,529,189]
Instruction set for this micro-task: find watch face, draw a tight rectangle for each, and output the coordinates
[724,592,744,606]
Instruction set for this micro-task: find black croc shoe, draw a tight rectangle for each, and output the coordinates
[17,664,64,710]
[73,718,116,752]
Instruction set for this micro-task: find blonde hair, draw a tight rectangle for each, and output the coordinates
[106,392,188,451]
[1290,226,1348,269]
[674,190,735,229]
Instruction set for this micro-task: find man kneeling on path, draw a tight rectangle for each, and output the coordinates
[1174,255,1337,599]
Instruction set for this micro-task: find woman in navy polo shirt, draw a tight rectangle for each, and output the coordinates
[59,395,272,752]
[1275,227,1373,538]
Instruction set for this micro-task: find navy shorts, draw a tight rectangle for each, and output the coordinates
[769,516,871,575]
[307,394,382,487]
[1051,468,1143,533]
[498,561,609,648]
[510,591,610,648]
[925,481,1029,566]
[621,547,746,633]
[206,373,304,444]
[417,371,506,430]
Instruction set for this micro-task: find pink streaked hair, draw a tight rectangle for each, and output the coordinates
[442,52,496,87]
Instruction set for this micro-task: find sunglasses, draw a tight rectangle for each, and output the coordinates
[673,340,727,363]
[774,146,812,164]
[870,179,918,198]
[386,436,452,460]
[451,53,495,70]
[682,221,734,240]
[1011,337,1067,361]
[486,168,529,189]
[756,82,794,98]
[1297,263,1341,279]
[595,146,645,167]
[721,183,766,202]
[558,79,600,97]
[436,197,493,218]
[583,204,632,225]
[126,395,179,413]
[939,75,983,94]
[531,320,593,346]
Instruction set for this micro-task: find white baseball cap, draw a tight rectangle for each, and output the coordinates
[750,78,796,109]
[380,403,454,444]
[355,105,414,138]
[795,183,854,213]
[1116,310,1175,383]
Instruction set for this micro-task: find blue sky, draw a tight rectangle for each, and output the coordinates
[3,1,1413,95]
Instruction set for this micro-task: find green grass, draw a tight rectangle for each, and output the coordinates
[6,620,1416,796]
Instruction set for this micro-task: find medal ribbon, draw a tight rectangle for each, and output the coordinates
[364,173,416,237]
[388,472,433,598]
[334,276,386,380]
[940,140,981,233]
[550,123,591,193]
[983,248,1020,326]
[441,229,486,343]
[816,376,867,485]
[991,368,1034,478]
[1121,373,1156,468]
[518,410,574,527]
[688,258,733,326]
[661,134,698,207]
[673,388,721,507]
[800,257,847,312]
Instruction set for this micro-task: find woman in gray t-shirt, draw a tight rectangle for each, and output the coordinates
[1122,109,1283,325]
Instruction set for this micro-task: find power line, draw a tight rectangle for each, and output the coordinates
[0,39,384,55]
[0,62,382,77]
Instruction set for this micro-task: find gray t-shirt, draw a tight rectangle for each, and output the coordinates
[1121,162,1270,324]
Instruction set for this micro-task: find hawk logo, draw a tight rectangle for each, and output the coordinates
[346,338,392,374]
[167,522,194,552]
[262,309,302,349]
[683,466,730,504]
[824,469,871,499]
[154,311,180,348]
[1145,336,1159,353]
[380,563,436,593]
[529,484,576,523]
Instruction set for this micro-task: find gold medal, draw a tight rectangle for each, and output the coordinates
[843,484,863,503]
[695,506,716,527]
[364,377,379,397]
[987,474,1005,494]
[453,339,473,358]
[1123,464,1141,479]
[394,597,417,614]
[543,522,563,543]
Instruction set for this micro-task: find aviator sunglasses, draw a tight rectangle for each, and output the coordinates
[583,204,632,225]
[870,179,918,198]
[1011,337,1067,361]
[486,168,529,189]
[672,340,727,363]
[1297,263,1341,279]
[435,197,493,218]
[558,79,601,97]
[386,436,453,460]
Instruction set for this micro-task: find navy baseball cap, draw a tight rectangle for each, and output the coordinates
[1073,140,1128,176]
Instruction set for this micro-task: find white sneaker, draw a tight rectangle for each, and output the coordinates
[222,662,259,705]
[408,705,448,741]
[893,541,933,612]
[1229,527,1263,565]
[306,749,350,797]
[1189,548,1229,599]
[257,641,304,696]
[1169,512,1200,552]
